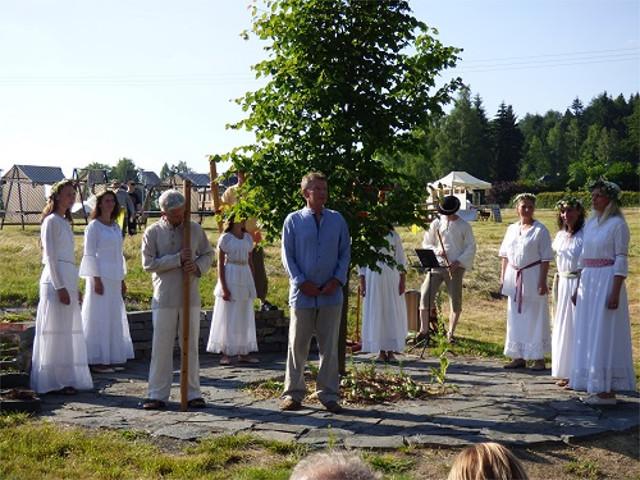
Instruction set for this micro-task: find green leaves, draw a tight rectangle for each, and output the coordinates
[225,0,460,269]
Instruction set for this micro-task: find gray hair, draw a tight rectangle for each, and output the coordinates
[159,189,185,212]
[290,451,381,480]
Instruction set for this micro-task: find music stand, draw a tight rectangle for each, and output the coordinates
[412,249,442,358]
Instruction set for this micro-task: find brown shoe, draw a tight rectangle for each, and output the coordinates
[503,358,526,369]
[321,400,343,413]
[142,399,166,410]
[529,359,546,371]
[280,398,302,411]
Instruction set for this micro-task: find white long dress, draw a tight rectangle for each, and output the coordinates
[570,215,636,393]
[360,231,408,353]
[551,229,583,379]
[30,214,93,393]
[79,220,134,365]
[207,232,258,356]
[499,220,553,360]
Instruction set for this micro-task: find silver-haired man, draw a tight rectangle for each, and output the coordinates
[141,189,213,410]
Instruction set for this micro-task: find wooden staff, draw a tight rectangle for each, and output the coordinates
[436,228,453,279]
[180,179,192,412]
[208,157,223,233]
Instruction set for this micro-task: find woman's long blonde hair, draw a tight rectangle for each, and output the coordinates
[448,442,529,480]
[41,180,75,222]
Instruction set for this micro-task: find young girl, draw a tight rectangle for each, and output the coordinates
[30,180,93,394]
[207,217,258,365]
[80,190,134,373]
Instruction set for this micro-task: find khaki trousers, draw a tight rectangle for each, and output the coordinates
[283,304,342,404]
[147,307,201,402]
[420,267,465,313]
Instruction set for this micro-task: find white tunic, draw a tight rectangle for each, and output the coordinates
[30,214,93,393]
[551,229,583,379]
[359,231,408,353]
[570,215,636,393]
[422,216,476,270]
[79,220,134,365]
[499,220,553,359]
[207,232,258,355]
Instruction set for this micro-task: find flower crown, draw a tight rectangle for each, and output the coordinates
[555,195,583,211]
[49,179,74,197]
[512,192,536,206]
[589,178,620,200]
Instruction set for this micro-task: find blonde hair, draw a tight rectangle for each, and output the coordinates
[290,451,381,480]
[447,442,529,480]
[591,186,624,225]
[300,171,327,194]
[41,180,75,222]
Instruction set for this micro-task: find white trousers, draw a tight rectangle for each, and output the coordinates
[147,307,201,402]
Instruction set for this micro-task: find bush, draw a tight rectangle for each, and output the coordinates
[534,191,640,209]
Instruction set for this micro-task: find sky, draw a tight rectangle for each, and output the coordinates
[0,0,638,178]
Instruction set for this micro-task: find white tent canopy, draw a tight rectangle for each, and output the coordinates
[429,171,492,191]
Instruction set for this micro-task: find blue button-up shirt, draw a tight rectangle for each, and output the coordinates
[282,207,351,309]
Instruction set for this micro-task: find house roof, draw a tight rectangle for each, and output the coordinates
[179,172,210,188]
[139,170,161,187]
[3,164,66,184]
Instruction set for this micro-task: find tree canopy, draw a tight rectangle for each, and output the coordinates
[225,0,461,269]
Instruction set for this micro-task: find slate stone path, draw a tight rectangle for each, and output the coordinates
[39,353,639,449]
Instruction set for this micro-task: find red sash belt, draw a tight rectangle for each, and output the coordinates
[582,258,614,268]
[513,260,542,314]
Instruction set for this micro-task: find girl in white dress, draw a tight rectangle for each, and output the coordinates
[499,193,553,371]
[359,227,408,362]
[207,217,258,365]
[80,190,134,373]
[570,180,636,405]
[30,180,93,395]
[551,197,584,386]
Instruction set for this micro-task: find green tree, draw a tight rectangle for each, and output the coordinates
[519,135,548,181]
[431,89,491,179]
[490,103,523,181]
[159,162,171,180]
[83,162,112,174]
[228,0,461,269]
[111,158,138,182]
[170,161,194,175]
[226,0,461,370]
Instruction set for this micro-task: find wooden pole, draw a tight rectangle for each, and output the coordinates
[180,179,192,412]
[208,158,223,233]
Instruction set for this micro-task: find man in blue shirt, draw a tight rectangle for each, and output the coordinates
[280,172,350,413]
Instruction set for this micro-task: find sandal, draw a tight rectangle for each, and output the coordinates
[142,399,166,410]
[238,356,259,364]
[503,358,526,369]
[219,356,232,366]
[56,386,78,395]
[555,379,569,387]
[188,397,206,408]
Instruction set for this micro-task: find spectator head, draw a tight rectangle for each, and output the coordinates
[290,451,381,480]
[447,442,529,480]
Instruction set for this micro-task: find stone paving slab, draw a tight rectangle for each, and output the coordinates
[35,353,640,449]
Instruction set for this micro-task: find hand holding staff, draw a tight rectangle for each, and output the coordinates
[180,180,192,411]
[436,228,453,279]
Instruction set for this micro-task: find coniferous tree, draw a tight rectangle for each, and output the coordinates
[489,103,523,181]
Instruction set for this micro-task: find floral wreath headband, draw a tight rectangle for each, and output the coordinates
[49,179,74,197]
[555,196,584,211]
[589,178,621,200]
[512,192,536,206]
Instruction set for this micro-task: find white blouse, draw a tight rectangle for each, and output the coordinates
[79,219,126,281]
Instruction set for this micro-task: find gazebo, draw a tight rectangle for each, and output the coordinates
[428,171,492,209]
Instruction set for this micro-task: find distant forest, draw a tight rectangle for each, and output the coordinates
[383,90,639,192]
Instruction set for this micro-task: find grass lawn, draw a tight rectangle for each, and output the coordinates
[1,208,638,479]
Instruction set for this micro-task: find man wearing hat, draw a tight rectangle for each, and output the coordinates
[419,195,476,343]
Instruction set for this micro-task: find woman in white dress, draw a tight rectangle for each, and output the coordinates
[551,197,585,387]
[359,227,408,362]
[30,180,93,395]
[570,180,635,405]
[499,193,553,371]
[207,217,258,365]
[80,190,134,373]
